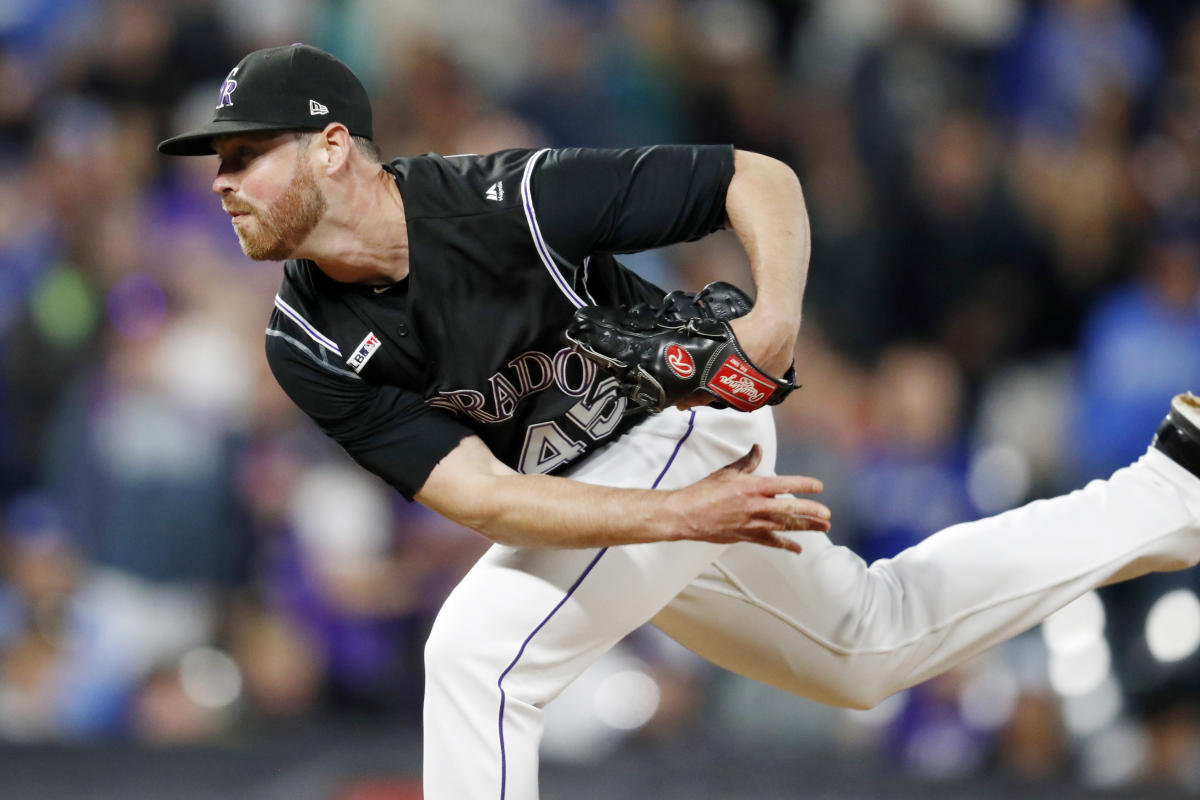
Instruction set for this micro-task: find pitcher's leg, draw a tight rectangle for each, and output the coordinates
[422,407,777,800]
[423,540,725,799]
[655,445,1200,710]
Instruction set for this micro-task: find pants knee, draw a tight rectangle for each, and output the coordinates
[796,664,898,711]
[423,598,521,697]
[423,616,453,684]
[424,605,487,691]
[832,677,899,711]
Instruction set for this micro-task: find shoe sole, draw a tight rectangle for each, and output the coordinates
[1157,393,1200,479]
[1172,392,1200,435]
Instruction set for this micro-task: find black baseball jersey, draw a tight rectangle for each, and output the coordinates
[266,145,736,500]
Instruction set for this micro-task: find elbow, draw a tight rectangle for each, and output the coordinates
[470,519,521,547]
[443,491,538,548]
[728,150,808,235]
[733,149,802,191]
[447,498,513,545]
[415,476,508,544]
[413,435,527,545]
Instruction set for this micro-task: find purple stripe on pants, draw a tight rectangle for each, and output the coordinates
[496,409,697,798]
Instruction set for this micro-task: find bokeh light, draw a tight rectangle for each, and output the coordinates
[1042,591,1106,656]
[1061,676,1123,737]
[959,664,1019,731]
[593,669,661,731]
[1145,588,1200,664]
[179,647,243,709]
[1049,638,1112,698]
[29,264,99,348]
[967,442,1032,515]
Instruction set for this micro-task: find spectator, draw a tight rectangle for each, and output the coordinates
[1073,215,1200,481]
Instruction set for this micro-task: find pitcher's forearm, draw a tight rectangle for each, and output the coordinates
[725,150,811,341]
[415,438,830,554]
[449,473,681,549]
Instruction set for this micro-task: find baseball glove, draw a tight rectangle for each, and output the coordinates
[563,281,797,413]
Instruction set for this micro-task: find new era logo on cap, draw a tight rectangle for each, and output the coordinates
[309,99,329,116]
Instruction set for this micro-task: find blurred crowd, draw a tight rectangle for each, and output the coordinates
[2,0,1200,793]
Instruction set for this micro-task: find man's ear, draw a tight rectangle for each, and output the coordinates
[317,122,353,174]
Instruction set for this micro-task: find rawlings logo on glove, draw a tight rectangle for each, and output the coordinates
[562,282,798,413]
[712,358,774,409]
[666,345,695,378]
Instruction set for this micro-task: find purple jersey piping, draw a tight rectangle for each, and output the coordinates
[520,149,587,309]
[496,409,697,798]
[273,294,341,356]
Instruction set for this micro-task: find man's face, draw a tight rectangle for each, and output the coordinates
[212,132,328,261]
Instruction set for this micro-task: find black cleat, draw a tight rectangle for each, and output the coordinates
[1152,393,1200,480]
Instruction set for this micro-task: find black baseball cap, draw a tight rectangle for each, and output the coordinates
[158,44,373,156]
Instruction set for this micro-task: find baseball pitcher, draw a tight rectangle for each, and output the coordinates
[159,45,1200,799]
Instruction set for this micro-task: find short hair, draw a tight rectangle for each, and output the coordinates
[295,130,381,163]
[352,135,382,163]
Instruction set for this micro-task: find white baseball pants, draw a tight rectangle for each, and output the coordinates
[422,405,1200,799]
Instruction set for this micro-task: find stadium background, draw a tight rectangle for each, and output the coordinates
[2,0,1200,796]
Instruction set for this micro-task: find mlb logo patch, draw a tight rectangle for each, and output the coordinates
[347,331,382,373]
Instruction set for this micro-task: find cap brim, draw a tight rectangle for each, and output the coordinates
[158,119,306,156]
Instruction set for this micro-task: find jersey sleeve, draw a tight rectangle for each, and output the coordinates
[265,331,473,501]
[529,145,735,265]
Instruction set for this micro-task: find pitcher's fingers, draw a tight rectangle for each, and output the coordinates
[753,474,825,495]
[779,514,830,533]
[755,495,831,520]
[758,497,831,528]
[792,498,832,520]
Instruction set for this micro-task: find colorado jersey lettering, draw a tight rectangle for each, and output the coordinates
[265,145,735,499]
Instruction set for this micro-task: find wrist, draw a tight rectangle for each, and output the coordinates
[744,303,801,335]
[657,490,693,543]
[731,312,799,377]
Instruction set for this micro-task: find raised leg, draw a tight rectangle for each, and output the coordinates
[655,411,1200,709]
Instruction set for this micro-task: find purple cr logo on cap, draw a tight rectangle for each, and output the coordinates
[216,66,238,110]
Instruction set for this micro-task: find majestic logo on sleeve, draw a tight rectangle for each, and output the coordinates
[346,331,382,373]
[216,67,238,109]
[665,345,694,378]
